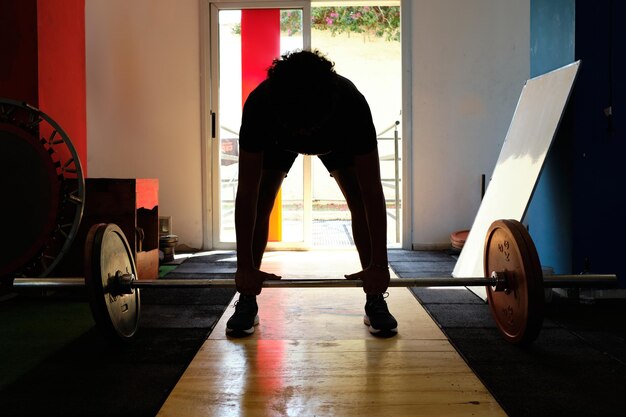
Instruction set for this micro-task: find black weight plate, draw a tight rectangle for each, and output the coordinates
[0,99,85,280]
[85,223,140,341]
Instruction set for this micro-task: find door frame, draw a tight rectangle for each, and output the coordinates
[201,0,412,250]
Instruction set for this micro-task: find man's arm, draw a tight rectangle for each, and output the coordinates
[235,149,263,269]
[235,149,280,294]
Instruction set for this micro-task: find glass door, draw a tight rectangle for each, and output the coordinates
[208,1,401,249]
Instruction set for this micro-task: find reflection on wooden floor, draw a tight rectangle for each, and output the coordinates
[158,251,506,417]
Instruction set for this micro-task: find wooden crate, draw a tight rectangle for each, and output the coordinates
[55,178,159,280]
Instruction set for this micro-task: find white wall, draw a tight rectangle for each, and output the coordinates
[409,0,529,249]
[85,0,204,250]
[85,0,528,251]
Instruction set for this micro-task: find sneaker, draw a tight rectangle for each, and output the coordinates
[226,294,259,337]
[364,293,398,337]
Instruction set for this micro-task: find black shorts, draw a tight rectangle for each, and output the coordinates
[263,148,354,174]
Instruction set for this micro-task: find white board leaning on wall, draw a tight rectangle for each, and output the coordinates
[453,61,581,299]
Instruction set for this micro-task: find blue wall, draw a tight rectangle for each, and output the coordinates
[571,1,626,285]
[525,0,575,273]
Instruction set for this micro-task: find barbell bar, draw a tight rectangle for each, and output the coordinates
[14,275,617,290]
[9,221,620,345]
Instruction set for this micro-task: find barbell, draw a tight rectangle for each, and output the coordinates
[4,100,616,346]
[11,220,618,345]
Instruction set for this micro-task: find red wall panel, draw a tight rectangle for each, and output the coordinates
[37,0,87,174]
[241,8,281,241]
[241,9,280,104]
[0,0,87,174]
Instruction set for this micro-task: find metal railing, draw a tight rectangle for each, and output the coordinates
[376,120,401,243]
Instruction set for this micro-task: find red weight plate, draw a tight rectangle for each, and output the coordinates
[484,219,544,345]
[85,223,140,342]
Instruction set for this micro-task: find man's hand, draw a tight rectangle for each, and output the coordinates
[235,267,282,295]
[345,266,390,294]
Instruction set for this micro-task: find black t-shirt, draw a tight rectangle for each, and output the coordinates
[239,75,376,156]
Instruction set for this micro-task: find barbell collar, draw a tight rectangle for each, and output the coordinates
[113,271,136,294]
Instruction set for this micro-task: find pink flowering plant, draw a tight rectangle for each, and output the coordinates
[310,6,400,41]
[280,10,302,36]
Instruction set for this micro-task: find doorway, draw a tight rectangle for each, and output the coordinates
[207,2,402,250]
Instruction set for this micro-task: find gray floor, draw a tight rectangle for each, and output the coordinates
[312,220,355,246]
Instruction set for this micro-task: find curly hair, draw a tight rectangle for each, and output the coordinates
[267,49,335,84]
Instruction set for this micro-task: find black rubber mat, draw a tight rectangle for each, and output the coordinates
[0,257,236,417]
[390,249,626,417]
[3,250,625,416]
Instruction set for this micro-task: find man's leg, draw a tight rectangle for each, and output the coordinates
[331,167,397,337]
[330,166,372,269]
[252,169,287,268]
